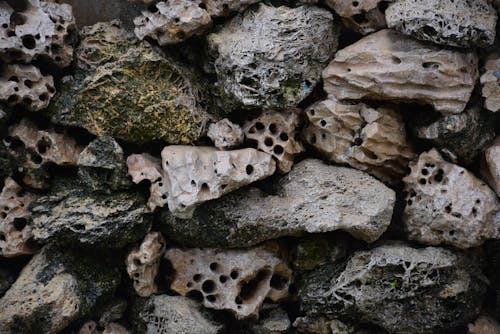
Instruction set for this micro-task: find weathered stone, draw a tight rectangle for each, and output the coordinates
[323,29,478,115]
[403,149,499,249]
[159,159,395,247]
[325,0,389,35]
[165,246,292,319]
[49,21,212,145]
[207,4,338,110]
[481,53,500,113]
[299,243,487,334]
[78,321,131,334]
[208,118,244,150]
[303,99,415,183]
[293,316,357,334]
[386,0,497,48]
[0,246,120,334]
[481,136,500,196]
[249,305,291,334]
[468,315,500,334]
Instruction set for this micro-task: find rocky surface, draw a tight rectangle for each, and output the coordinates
[481,53,500,113]
[468,315,500,334]
[325,0,388,35]
[208,118,244,150]
[481,136,500,196]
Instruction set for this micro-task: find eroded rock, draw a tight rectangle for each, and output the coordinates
[481,136,500,196]
[325,0,389,34]
[323,29,478,114]
[481,53,500,113]
[208,118,244,150]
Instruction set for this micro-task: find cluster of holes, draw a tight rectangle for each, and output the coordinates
[3,72,55,110]
[349,1,390,27]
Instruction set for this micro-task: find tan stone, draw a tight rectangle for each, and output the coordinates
[480,53,500,113]
[468,315,500,334]
[323,29,478,114]
[325,0,388,35]
[481,136,500,197]
[208,118,244,150]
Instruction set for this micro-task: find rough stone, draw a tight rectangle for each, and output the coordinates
[207,4,338,110]
[159,159,395,247]
[325,0,389,35]
[481,53,500,113]
[299,243,487,334]
[468,315,500,334]
[243,109,304,173]
[323,29,478,115]
[386,0,498,48]
[293,316,356,334]
[49,20,212,145]
[249,305,291,334]
[303,99,415,183]
[126,232,166,297]
[403,149,499,249]
[78,321,130,334]
[481,136,500,196]
[208,118,244,150]
[165,246,292,319]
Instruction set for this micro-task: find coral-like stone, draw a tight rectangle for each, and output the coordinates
[403,149,499,249]
[303,99,415,183]
[208,118,244,150]
[481,136,500,197]
[323,29,478,114]
[480,53,500,113]
[468,315,500,334]
[325,0,388,34]
[165,246,292,319]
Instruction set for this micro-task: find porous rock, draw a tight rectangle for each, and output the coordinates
[325,0,390,35]
[303,99,415,183]
[480,53,500,113]
[403,149,499,249]
[49,20,212,145]
[468,315,500,334]
[159,159,395,247]
[481,136,500,196]
[323,29,478,114]
[165,246,292,319]
[386,0,497,48]
[207,4,338,110]
[243,109,304,173]
[299,243,487,334]
[126,231,166,297]
[208,118,244,150]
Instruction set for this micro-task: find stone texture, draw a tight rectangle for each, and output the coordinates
[386,0,498,48]
[248,305,291,334]
[468,315,500,334]
[207,4,338,110]
[299,243,487,334]
[323,29,478,115]
[403,149,499,249]
[481,53,500,113]
[0,0,77,67]
[79,321,130,334]
[293,236,348,272]
[49,20,212,145]
[303,99,415,183]
[481,136,500,196]
[126,232,166,297]
[208,118,244,150]
[0,246,120,334]
[325,0,389,35]
[243,109,304,173]
[159,159,395,247]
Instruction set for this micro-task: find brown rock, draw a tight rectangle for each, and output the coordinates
[325,0,389,35]
[481,53,500,113]
[468,315,500,334]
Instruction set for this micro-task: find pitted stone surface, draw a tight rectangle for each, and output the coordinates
[325,0,390,34]
[208,118,244,150]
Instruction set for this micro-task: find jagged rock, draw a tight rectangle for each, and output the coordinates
[0,246,120,334]
[243,109,304,173]
[323,29,478,115]
[0,0,77,67]
[403,149,499,249]
[386,0,498,48]
[299,243,487,334]
[412,105,496,165]
[0,177,37,257]
[0,64,55,112]
[303,99,415,183]
[78,321,130,334]
[207,4,338,110]
[161,146,276,218]
[468,315,500,334]
[131,295,225,334]
[159,159,395,247]
[481,53,500,113]
[325,0,389,35]
[49,20,212,145]
[126,232,165,297]
[481,136,500,196]
[208,118,244,150]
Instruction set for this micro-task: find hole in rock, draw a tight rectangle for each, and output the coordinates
[246,165,254,175]
[237,269,272,302]
[13,217,27,231]
[209,262,219,272]
[269,123,277,134]
[206,295,216,303]
[230,270,239,279]
[186,290,204,303]
[202,280,216,293]
[193,274,202,282]
[270,274,288,290]
[422,62,440,70]
[280,133,288,141]
[273,145,284,155]
[353,13,368,24]
[219,275,228,283]
[21,35,36,49]
[264,137,273,147]
[255,122,264,131]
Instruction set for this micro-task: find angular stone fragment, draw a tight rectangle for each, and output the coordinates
[208,118,244,150]
[325,0,389,35]
[468,315,500,334]
[161,146,276,218]
[303,99,415,183]
[299,243,487,334]
[386,0,497,48]
[126,232,166,297]
[49,21,212,145]
[208,4,338,110]
[323,29,478,114]
[165,246,292,319]
[0,64,55,112]
[481,136,500,196]
[243,109,304,173]
[403,149,499,249]
[159,159,395,247]
[481,53,500,113]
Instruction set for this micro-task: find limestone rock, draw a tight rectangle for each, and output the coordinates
[481,136,500,196]
[207,4,338,110]
[126,232,166,297]
[386,0,498,48]
[0,177,37,257]
[480,53,500,113]
[79,321,130,334]
[0,64,55,112]
[0,0,77,67]
[243,109,304,173]
[49,21,212,145]
[468,315,500,334]
[303,99,415,183]
[161,146,276,218]
[159,159,395,247]
[323,29,478,115]
[0,246,120,334]
[299,243,487,334]
[208,118,244,150]
[165,246,292,319]
[325,0,389,35]
[404,149,499,249]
